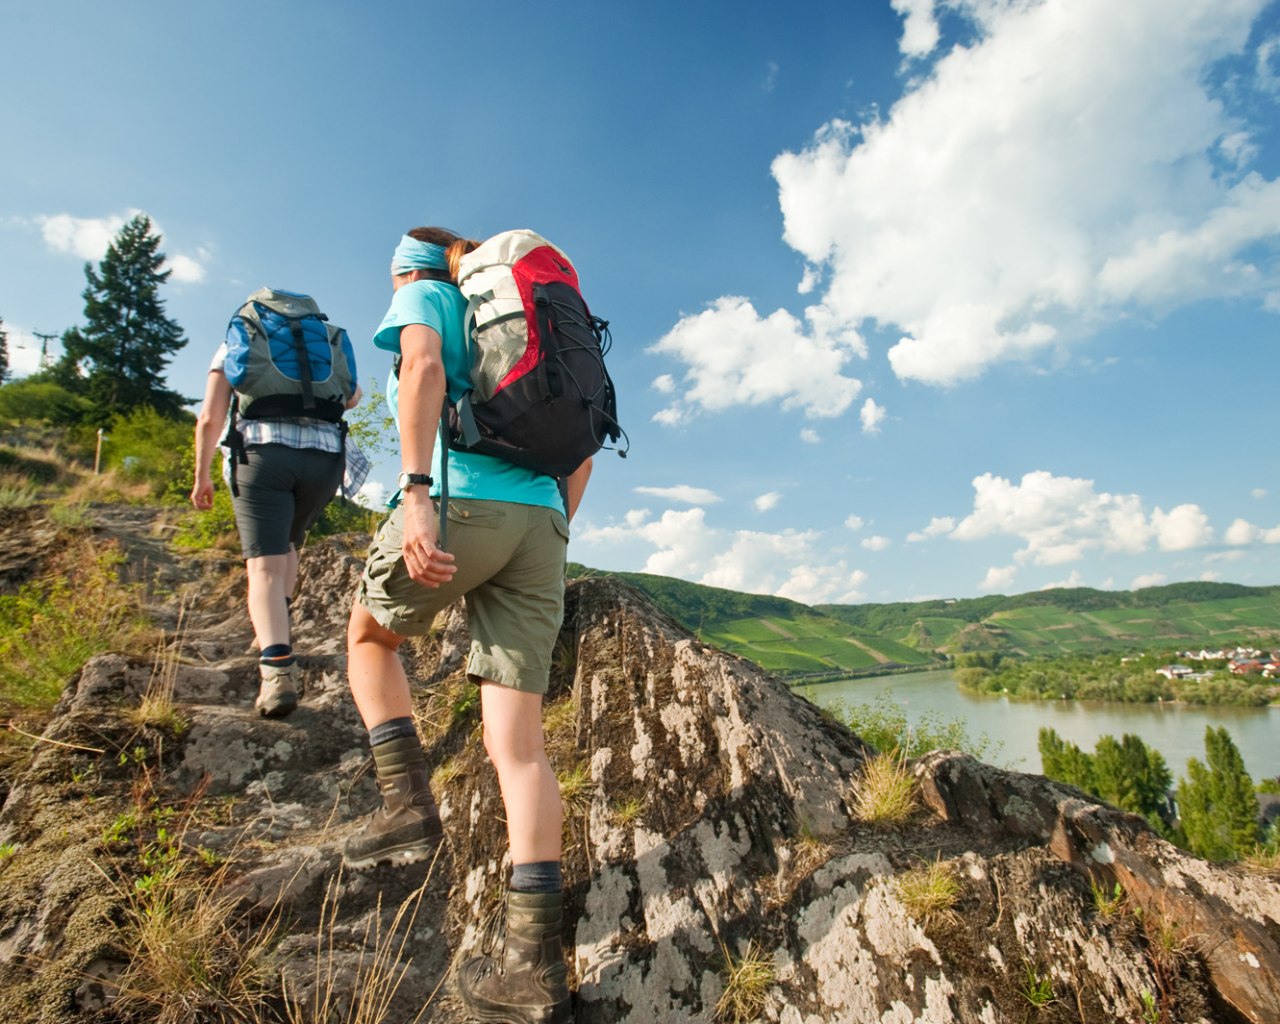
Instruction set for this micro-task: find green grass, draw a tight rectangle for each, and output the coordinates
[0,538,150,712]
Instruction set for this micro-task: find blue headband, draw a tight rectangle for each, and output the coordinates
[391,235,449,275]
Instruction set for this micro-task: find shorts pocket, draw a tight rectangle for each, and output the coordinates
[444,498,505,529]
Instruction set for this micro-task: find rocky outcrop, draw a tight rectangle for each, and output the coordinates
[1,518,1278,1023]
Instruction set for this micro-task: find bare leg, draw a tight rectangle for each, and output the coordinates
[347,602,412,727]
[245,552,293,650]
[479,681,562,864]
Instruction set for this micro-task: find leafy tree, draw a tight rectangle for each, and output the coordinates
[57,214,189,422]
[1092,734,1172,825]
[1038,728,1097,794]
[1177,726,1260,861]
[0,317,9,383]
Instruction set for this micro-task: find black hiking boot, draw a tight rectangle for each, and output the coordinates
[456,890,572,1024]
[342,734,443,869]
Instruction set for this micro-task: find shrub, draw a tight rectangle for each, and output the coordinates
[103,407,195,498]
[0,379,92,425]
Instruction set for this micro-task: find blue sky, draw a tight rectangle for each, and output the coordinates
[3,0,1279,605]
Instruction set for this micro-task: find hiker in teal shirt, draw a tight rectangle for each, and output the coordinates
[343,228,590,1024]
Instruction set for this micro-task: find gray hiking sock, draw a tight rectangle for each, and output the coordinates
[368,716,418,747]
[510,860,562,894]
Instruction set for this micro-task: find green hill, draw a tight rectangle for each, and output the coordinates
[568,565,1280,679]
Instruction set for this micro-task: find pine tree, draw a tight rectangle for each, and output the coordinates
[1177,726,1260,861]
[1038,727,1097,793]
[0,317,9,384]
[58,214,189,421]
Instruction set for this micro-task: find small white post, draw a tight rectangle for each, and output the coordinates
[94,428,105,474]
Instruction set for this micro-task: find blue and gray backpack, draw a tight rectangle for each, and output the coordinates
[221,288,357,494]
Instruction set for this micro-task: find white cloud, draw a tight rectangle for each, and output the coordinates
[763,60,779,93]
[634,485,721,505]
[754,491,781,512]
[39,211,137,260]
[844,514,865,531]
[2,324,50,376]
[650,296,864,421]
[891,0,941,58]
[950,470,1172,565]
[1258,35,1280,93]
[37,209,209,284]
[652,374,675,393]
[1041,570,1085,591]
[981,565,1017,591]
[357,479,389,510]
[1132,572,1168,589]
[1151,504,1214,551]
[859,396,887,434]
[1224,517,1280,545]
[799,428,822,444]
[167,252,207,284]
[906,515,956,542]
[1206,548,1246,563]
[575,507,868,603]
[769,0,1280,387]
[861,535,891,551]
[1200,570,1222,582]
[1252,487,1268,499]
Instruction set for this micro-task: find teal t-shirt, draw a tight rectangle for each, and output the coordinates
[373,279,564,513]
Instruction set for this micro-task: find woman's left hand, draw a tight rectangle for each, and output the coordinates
[401,491,456,587]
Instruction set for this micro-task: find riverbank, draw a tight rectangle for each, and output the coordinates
[802,667,1280,780]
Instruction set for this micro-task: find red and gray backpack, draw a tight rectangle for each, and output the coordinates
[447,230,626,477]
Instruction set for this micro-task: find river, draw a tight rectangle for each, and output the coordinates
[799,668,1280,781]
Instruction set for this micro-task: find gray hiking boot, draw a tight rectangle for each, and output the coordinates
[342,734,444,869]
[456,890,571,1024]
[255,661,301,718]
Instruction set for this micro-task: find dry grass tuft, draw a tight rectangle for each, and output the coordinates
[851,751,918,826]
[715,940,774,1024]
[895,856,962,928]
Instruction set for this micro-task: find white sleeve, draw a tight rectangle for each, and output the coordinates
[209,342,228,373]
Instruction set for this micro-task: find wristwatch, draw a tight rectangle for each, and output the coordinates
[396,471,433,491]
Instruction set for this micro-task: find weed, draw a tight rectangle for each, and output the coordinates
[126,620,190,735]
[1243,843,1280,877]
[103,811,139,846]
[1090,879,1127,919]
[1019,962,1055,1008]
[284,866,439,1024]
[1139,990,1160,1024]
[610,796,645,827]
[541,696,578,738]
[0,537,149,712]
[715,940,774,1024]
[452,681,480,720]
[895,856,961,928]
[851,750,918,826]
[432,757,463,789]
[0,841,16,860]
[47,500,90,527]
[549,634,577,686]
[829,693,997,760]
[558,761,594,818]
[0,471,40,508]
[106,856,283,1022]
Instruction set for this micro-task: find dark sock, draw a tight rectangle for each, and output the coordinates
[368,716,418,747]
[260,644,294,665]
[510,860,562,894]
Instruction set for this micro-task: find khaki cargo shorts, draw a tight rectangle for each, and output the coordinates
[356,497,570,694]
